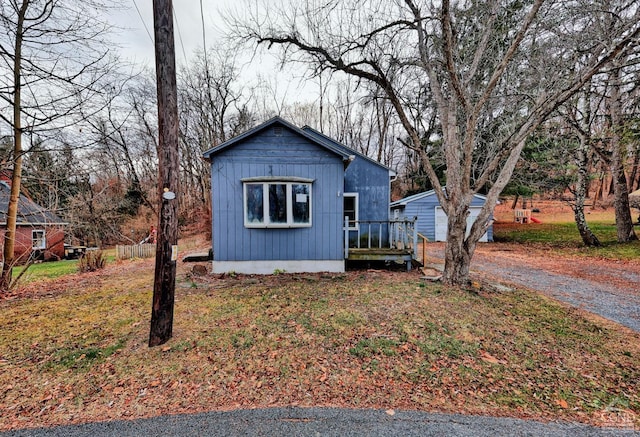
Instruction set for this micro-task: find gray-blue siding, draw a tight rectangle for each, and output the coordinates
[394,194,493,241]
[344,159,390,222]
[302,129,392,245]
[210,129,345,262]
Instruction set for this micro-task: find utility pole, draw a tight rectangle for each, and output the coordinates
[149,0,179,347]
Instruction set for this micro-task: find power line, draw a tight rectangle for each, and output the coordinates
[131,0,154,43]
[172,6,189,66]
[200,0,208,60]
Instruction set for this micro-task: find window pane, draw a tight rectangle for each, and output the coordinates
[246,184,264,223]
[344,195,357,228]
[344,196,356,221]
[269,184,287,223]
[32,230,45,249]
[292,184,310,223]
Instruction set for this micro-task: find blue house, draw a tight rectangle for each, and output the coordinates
[203,117,414,274]
[390,190,493,242]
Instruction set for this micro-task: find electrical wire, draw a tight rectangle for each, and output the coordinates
[172,6,189,66]
[131,0,154,43]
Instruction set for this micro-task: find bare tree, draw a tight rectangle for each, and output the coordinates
[0,0,120,290]
[228,0,640,285]
[178,47,252,221]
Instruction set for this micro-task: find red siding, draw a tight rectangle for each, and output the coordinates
[0,226,65,263]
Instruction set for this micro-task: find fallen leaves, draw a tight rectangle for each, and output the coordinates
[478,350,505,365]
[1,259,639,432]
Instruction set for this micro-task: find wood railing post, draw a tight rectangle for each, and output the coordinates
[412,217,418,260]
[344,216,349,259]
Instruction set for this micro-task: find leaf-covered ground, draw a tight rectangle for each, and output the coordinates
[1,254,639,431]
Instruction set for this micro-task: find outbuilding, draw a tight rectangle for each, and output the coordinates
[390,190,493,242]
[0,181,66,262]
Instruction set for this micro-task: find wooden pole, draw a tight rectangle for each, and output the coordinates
[149,0,179,347]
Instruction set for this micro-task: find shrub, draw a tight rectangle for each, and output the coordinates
[78,250,106,273]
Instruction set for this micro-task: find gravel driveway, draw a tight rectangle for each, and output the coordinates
[428,243,640,333]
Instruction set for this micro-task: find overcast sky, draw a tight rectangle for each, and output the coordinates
[110,1,226,66]
[109,0,318,106]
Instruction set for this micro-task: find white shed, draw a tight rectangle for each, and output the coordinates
[390,190,493,242]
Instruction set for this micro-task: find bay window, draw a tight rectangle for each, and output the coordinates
[243,178,312,228]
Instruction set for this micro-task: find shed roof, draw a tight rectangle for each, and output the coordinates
[390,189,487,208]
[0,181,66,226]
[202,116,352,161]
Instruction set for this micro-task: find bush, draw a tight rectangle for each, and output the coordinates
[78,250,106,273]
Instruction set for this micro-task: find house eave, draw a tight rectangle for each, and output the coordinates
[203,116,351,161]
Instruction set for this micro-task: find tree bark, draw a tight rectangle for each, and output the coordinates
[573,137,600,246]
[1,1,28,292]
[442,206,475,286]
[608,62,637,242]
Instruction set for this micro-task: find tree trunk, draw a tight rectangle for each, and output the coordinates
[608,62,637,242]
[611,159,637,241]
[511,193,519,209]
[1,2,28,292]
[442,206,476,285]
[573,138,600,246]
[629,146,639,192]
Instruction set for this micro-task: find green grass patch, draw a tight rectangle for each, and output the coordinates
[349,336,399,358]
[494,221,640,260]
[44,340,125,371]
[13,259,79,282]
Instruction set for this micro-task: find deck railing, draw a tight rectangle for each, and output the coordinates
[344,217,418,259]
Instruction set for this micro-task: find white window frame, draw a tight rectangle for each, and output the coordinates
[343,192,359,230]
[242,178,313,228]
[32,229,46,250]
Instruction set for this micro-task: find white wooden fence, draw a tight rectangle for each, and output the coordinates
[116,244,156,260]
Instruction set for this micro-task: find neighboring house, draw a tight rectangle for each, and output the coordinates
[0,181,66,263]
[390,190,493,242]
[202,116,408,274]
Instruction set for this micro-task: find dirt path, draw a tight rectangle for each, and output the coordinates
[427,243,640,333]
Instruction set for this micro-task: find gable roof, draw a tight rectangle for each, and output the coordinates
[202,116,352,161]
[0,181,66,226]
[301,125,396,176]
[390,189,487,208]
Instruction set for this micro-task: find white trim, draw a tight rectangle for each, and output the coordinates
[212,260,345,274]
[243,181,312,228]
[241,176,314,183]
[32,229,46,250]
[343,192,359,230]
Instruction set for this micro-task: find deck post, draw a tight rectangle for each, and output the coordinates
[344,216,349,259]
[412,217,418,260]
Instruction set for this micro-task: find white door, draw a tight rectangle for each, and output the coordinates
[434,206,488,242]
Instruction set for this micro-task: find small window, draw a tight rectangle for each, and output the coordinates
[343,193,358,230]
[32,230,46,250]
[243,179,312,228]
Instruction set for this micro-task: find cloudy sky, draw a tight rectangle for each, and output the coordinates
[110,1,227,66]
[108,0,317,104]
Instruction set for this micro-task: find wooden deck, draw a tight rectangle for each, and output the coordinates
[344,218,425,270]
[346,248,415,269]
